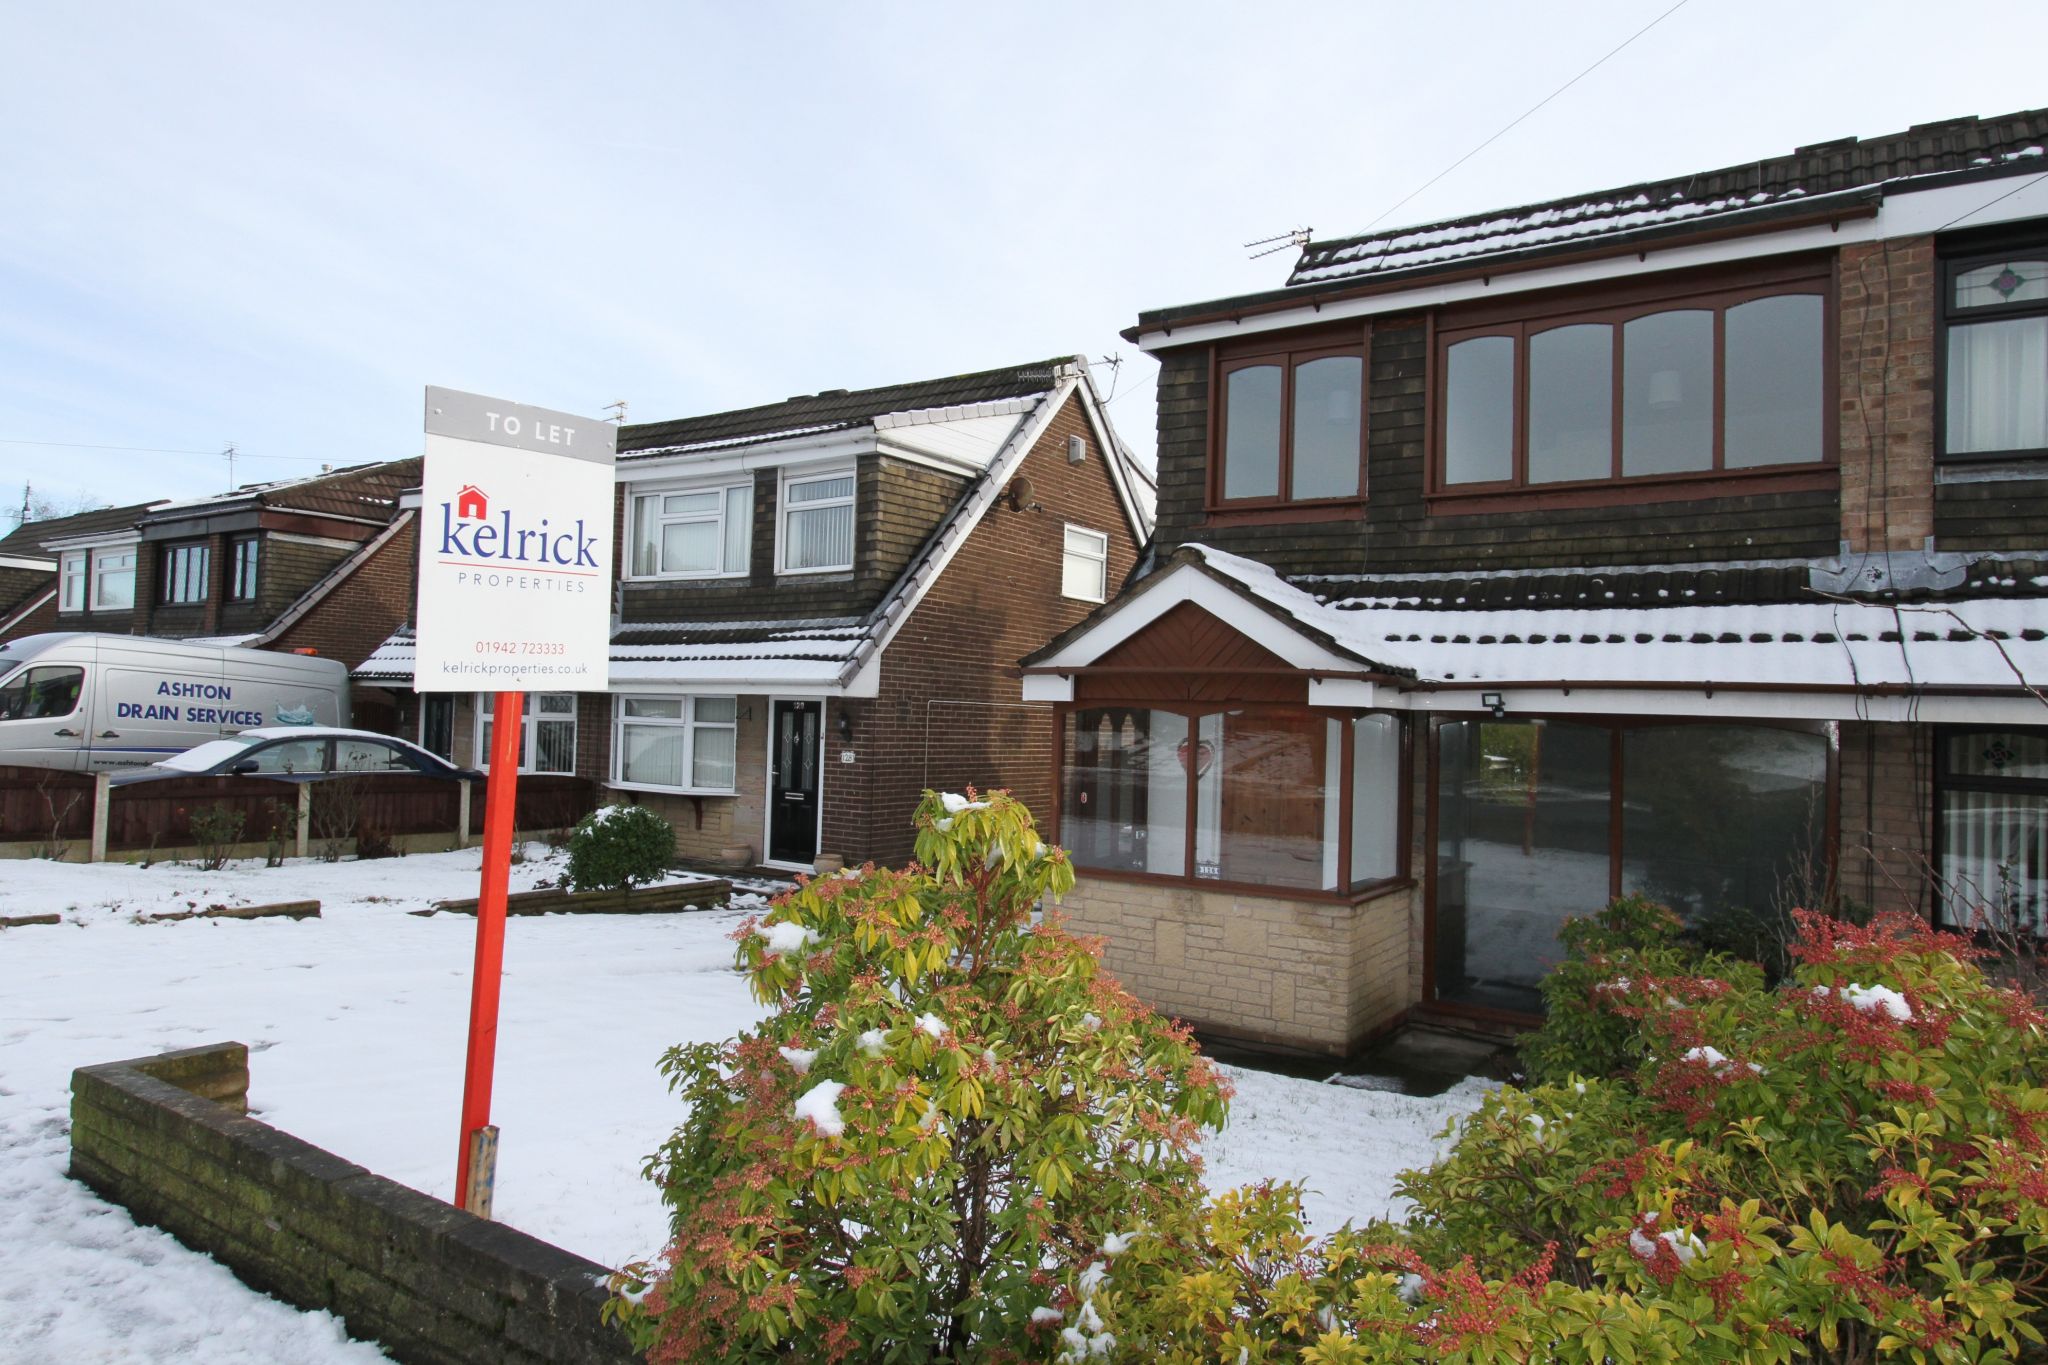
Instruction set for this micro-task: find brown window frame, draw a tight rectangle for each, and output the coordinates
[1050,701,1413,904]
[1428,257,1838,513]
[1207,324,1371,516]
[1422,712,1840,1025]
[227,536,260,602]
[159,540,211,606]
[1935,228,2048,465]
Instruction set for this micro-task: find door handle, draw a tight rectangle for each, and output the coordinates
[55,728,80,737]
[97,730,121,739]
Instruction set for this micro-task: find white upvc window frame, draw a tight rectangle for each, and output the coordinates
[611,694,741,795]
[776,463,857,575]
[89,544,137,612]
[1061,524,1109,603]
[58,551,87,612]
[627,478,753,580]
[476,692,578,775]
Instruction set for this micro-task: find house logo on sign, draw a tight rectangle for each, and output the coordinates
[456,485,489,520]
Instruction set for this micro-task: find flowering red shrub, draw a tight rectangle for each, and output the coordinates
[1100,910,2048,1363]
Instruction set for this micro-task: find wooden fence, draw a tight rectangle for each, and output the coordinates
[0,766,595,860]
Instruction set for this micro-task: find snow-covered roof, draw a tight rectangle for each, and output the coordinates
[1026,543,2048,703]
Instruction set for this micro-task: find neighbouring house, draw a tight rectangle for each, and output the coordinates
[1,462,422,730]
[359,357,1153,869]
[0,501,166,644]
[1021,109,2048,1053]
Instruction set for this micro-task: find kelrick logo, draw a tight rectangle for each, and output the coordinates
[437,485,599,569]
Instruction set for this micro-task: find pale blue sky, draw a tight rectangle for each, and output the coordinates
[1,1,2040,510]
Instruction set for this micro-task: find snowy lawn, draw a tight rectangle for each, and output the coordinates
[0,848,1489,1362]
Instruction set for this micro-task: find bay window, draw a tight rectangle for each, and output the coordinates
[1438,266,1830,495]
[1060,707,1403,894]
[629,481,751,578]
[477,692,577,774]
[1215,337,1366,505]
[778,466,856,573]
[613,695,740,793]
[1937,729,2045,937]
[1941,242,2048,460]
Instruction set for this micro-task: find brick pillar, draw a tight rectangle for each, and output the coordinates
[1837,721,1934,917]
[1837,238,1937,555]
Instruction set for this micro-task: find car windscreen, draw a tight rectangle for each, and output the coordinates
[157,738,261,772]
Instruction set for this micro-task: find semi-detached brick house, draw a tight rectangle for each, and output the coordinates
[1022,110,2048,1054]
[0,462,421,728]
[359,358,1152,870]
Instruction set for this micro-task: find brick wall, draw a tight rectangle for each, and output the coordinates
[270,518,417,671]
[824,393,1142,866]
[1055,877,1411,1055]
[70,1042,633,1365]
[1838,237,1937,554]
[1838,720,1934,916]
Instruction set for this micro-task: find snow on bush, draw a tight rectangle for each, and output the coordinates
[564,803,675,892]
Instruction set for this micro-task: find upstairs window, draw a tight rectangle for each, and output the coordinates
[1216,340,1366,505]
[629,481,751,579]
[1942,244,2048,460]
[1061,525,1108,602]
[778,465,855,574]
[161,542,209,605]
[91,547,135,611]
[228,537,260,601]
[59,551,86,612]
[1439,269,1830,495]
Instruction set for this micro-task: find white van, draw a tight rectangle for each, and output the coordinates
[0,633,350,771]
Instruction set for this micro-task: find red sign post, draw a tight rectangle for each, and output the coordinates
[456,689,524,1212]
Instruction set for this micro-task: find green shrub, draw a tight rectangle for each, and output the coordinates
[607,790,1229,1362]
[1099,910,2048,1363]
[187,802,246,871]
[565,803,675,891]
[1518,893,1763,1086]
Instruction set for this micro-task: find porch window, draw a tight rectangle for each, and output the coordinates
[613,694,740,793]
[1216,341,1366,505]
[629,481,751,578]
[1941,243,2048,460]
[1437,266,1830,494]
[1061,707,1403,893]
[59,552,86,612]
[1433,719,1828,1015]
[1937,729,2045,937]
[477,692,577,774]
[778,466,856,573]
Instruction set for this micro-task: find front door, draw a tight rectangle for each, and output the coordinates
[768,699,822,865]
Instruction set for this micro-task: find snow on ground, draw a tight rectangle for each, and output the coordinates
[0,849,1491,1362]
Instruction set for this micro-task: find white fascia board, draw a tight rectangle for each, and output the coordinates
[1021,673,1075,703]
[872,436,993,478]
[1072,370,1155,539]
[1307,678,1380,708]
[0,553,56,571]
[1034,562,1368,674]
[619,429,877,484]
[1399,687,2048,725]
[42,529,141,551]
[0,588,55,637]
[1135,174,2048,354]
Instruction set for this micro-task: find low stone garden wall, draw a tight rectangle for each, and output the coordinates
[69,1042,638,1364]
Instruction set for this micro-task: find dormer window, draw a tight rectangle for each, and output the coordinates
[1942,239,2048,461]
[229,537,260,601]
[58,552,86,612]
[629,480,752,579]
[778,465,856,574]
[161,542,210,605]
[1214,336,1366,507]
[91,547,135,611]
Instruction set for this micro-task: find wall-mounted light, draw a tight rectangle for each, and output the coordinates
[1066,434,1087,464]
[836,706,854,741]
[1481,691,1506,719]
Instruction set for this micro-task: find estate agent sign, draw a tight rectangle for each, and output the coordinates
[414,386,616,691]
